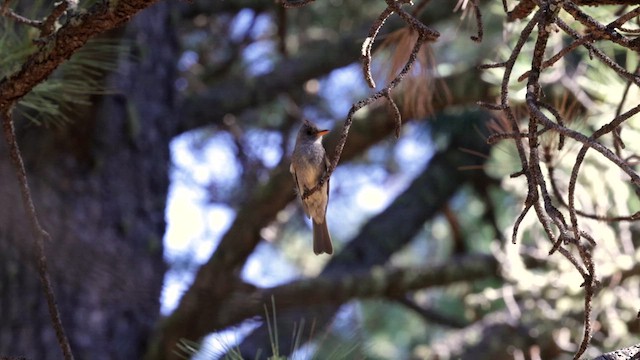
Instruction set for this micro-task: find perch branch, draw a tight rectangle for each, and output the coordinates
[303,0,440,200]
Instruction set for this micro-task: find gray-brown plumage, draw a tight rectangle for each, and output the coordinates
[290,120,333,255]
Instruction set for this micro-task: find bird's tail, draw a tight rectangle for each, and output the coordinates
[312,220,333,255]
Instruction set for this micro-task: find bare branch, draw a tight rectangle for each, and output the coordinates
[469,0,483,42]
[1,108,74,360]
[478,0,640,355]
[1,7,43,28]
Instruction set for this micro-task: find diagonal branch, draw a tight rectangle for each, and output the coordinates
[0,0,160,108]
[224,254,500,327]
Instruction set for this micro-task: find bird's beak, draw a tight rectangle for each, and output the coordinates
[317,129,330,137]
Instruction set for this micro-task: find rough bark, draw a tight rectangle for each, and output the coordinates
[0,2,176,359]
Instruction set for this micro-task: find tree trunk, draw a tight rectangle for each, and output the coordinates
[0,3,176,359]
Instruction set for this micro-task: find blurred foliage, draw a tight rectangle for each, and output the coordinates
[3,0,636,357]
[166,0,640,356]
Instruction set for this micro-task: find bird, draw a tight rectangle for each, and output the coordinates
[290,119,333,255]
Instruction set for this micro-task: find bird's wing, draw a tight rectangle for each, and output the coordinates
[291,164,311,217]
[323,156,330,214]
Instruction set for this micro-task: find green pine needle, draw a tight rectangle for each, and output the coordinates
[0,17,129,127]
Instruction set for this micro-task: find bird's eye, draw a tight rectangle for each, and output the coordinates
[306,129,314,136]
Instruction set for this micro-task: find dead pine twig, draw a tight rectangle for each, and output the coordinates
[382,88,402,138]
[0,107,74,360]
[480,0,640,356]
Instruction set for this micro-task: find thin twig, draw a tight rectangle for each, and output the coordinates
[362,7,395,89]
[1,7,43,28]
[281,0,316,8]
[478,62,507,69]
[607,6,640,29]
[469,0,483,42]
[612,64,640,155]
[507,0,537,21]
[1,107,74,360]
[556,18,640,86]
[566,102,640,248]
[383,88,402,138]
[517,34,593,82]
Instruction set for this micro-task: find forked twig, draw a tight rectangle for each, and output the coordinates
[303,0,440,200]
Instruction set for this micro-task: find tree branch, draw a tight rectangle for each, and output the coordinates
[220,254,499,328]
[0,0,159,109]
[150,59,493,359]
[431,311,564,359]
[396,295,469,328]
[427,257,640,359]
